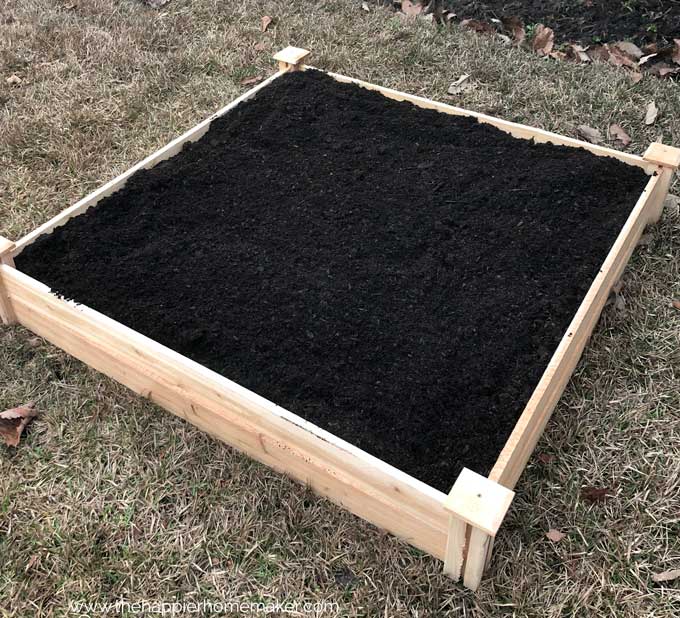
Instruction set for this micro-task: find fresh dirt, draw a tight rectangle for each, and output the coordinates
[442,0,680,46]
[16,70,648,491]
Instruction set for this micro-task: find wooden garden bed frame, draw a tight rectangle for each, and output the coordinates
[1,47,678,591]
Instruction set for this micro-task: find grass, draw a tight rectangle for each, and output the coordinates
[1,0,680,615]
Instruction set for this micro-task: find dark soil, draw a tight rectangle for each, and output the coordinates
[442,0,680,46]
[16,71,648,492]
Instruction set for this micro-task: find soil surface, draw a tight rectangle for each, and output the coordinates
[17,71,648,491]
[443,0,680,46]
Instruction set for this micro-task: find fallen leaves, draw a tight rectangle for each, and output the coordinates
[607,43,639,69]
[537,452,555,464]
[567,44,590,63]
[383,3,680,80]
[401,0,423,17]
[609,123,631,147]
[546,529,566,542]
[652,569,680,583]
[612,41,643,60]
[645,101,659,125]
[532,24,555,56]
[672,299,680,310]
[577,125,602,144]
[614,292,626,313]
[581,486,611,503]
[0,402,38,447]
[447,74,474,95]
[460,19,495,35]
[501,16,525,46]
[657,66,680,78]
[240,75,264,86]
[261,15,273,32]
[6,74,21,86]
[637,232,654,246]
[361,1,370,11]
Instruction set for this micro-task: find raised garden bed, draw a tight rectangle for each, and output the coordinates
[1,47,678,590]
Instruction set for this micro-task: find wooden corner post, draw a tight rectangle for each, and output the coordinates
[0,236,17,324]
[443,468,514,591]
[643,142,680,223]
[273,47,311,72]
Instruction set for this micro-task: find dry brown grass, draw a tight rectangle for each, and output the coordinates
[1,1,680,616]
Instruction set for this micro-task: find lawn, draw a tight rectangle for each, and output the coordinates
[1,1,680,616]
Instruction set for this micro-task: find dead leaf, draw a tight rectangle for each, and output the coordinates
[501,16,525,46]
[629,71,643,84]
[612,279,623,294]
[447,74,474,95]
[240,75,264,86]
[638,232,654,246]
[361,1,370,11]
[672,299,680,310]
[261,15,273,32]
[401,0,423,17]
[577,125,603,144]
[0,402,38,447]
[607,45,639,69]
[658,66,680,78]
[609,123,631,147]
[532,24,554,56]
[653,569,680,583]
[460,19,496,34]
[253,42,267,52]
[549,50,567,61]
[5,74,21,86]
[614,293,626,312]
[645,101,658,125]
[587,44,610,62]
[639,53,658,65]
[673,39,680,65]
[581,487,611,503]
[26,337,42,348]
[612,41,643,60]
[537,452,555,464]
[567,44,590,63]
[546,529,566,542]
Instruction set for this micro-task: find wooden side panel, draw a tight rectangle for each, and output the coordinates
[489,171,668,489]
[463,528,492,590]
[14,72,286,255]
[2,266,450,559]
[324,70,655,172]
[443,516,467,580]
[0,275,14,324]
